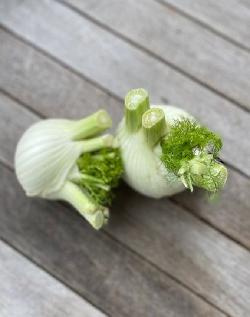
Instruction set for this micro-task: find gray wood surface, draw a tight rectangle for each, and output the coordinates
[0,163,225,317]
[61,0,250,110]
[0,240,106,317]
[1,78,250,317]
[1,1,250,316]
[174,169,250,248]
[0,7,250,177]
[160,0,250,50]
[1,29,250,251]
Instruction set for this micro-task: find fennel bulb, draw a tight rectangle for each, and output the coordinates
[15,110,123,229]
[116,89,227,198]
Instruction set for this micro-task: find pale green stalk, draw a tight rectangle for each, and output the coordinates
[55,181,108,230]
[142,108,167,147]
[78,134,114,153]
[125,88,149,132]
[73,110,112,140]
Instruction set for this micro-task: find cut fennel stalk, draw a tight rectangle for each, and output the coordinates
[116,88,227,198]
[15,110,123,230]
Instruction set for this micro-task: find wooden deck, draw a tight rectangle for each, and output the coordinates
[0,1,250,316]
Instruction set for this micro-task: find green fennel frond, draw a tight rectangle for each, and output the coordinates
[160,119,227,193]
[161,118,222,174]
[77,148,123,206]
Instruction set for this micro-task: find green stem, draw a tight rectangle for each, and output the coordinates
[79,173,105,185]
[73,110,112,140]
[78,134,114,154]
[57,181,97,214]
[77,174,110,191]
[125,88,149,133]
[56,181,106,229]
[142,108,166,147]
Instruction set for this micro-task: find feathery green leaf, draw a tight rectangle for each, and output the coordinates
[161,118,222,174]
[77,148,123,206]
[160,119,226,193]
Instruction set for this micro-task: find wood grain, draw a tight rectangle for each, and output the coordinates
[0,240,106,317]
[1,30,250,251]
[1,5,250,316]
[0,9,249,177]
[61,0,250,110]
[0,92,39,168]
[174,169,250,248]
[0,164,224,317]
[0,30,122,124]
[160,0,250,50]
[1,92,250,317]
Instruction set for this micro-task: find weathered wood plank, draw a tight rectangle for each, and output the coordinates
[0,240,106,317]
[175,169,250,248]
[0,93,39,168]
[0,30,121,124]
[1,92,250,317]
[110,187,250,317]
[0,12,249,177]
[160,0,250,50]
[61,0,250,110]
[0,164,225,317]
[1,30,250,248]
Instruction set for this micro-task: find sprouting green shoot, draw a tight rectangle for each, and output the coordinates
[77,148,123,206]
[161,119,227,193]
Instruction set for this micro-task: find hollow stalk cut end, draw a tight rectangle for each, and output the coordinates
[142,108,166,147]
[125,88,149,133]
[55,181,108,229]
[73,110,112,140]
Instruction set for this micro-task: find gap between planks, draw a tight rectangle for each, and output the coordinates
[154,0,250,53]
[1,99,245,259]
[0,3,250,316]
[103,230,232,317]
[0,154,110,315]
[0,25,122,108]
[57,0,250,114]
[0,160,232,317]
[0,25,249,181]
[0,163,231,316]
[1,83,250,252]
[0,237,107,317]
[0,28,249,250]
[0,2,249,175]
[0,88,236,316]
[0,89,246,317]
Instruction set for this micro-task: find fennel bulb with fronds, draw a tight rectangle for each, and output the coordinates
[116,89,227,198]
[15,110,123,229]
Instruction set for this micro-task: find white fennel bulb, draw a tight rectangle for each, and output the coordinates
[15,110,123,229]
[116,89,227,198]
